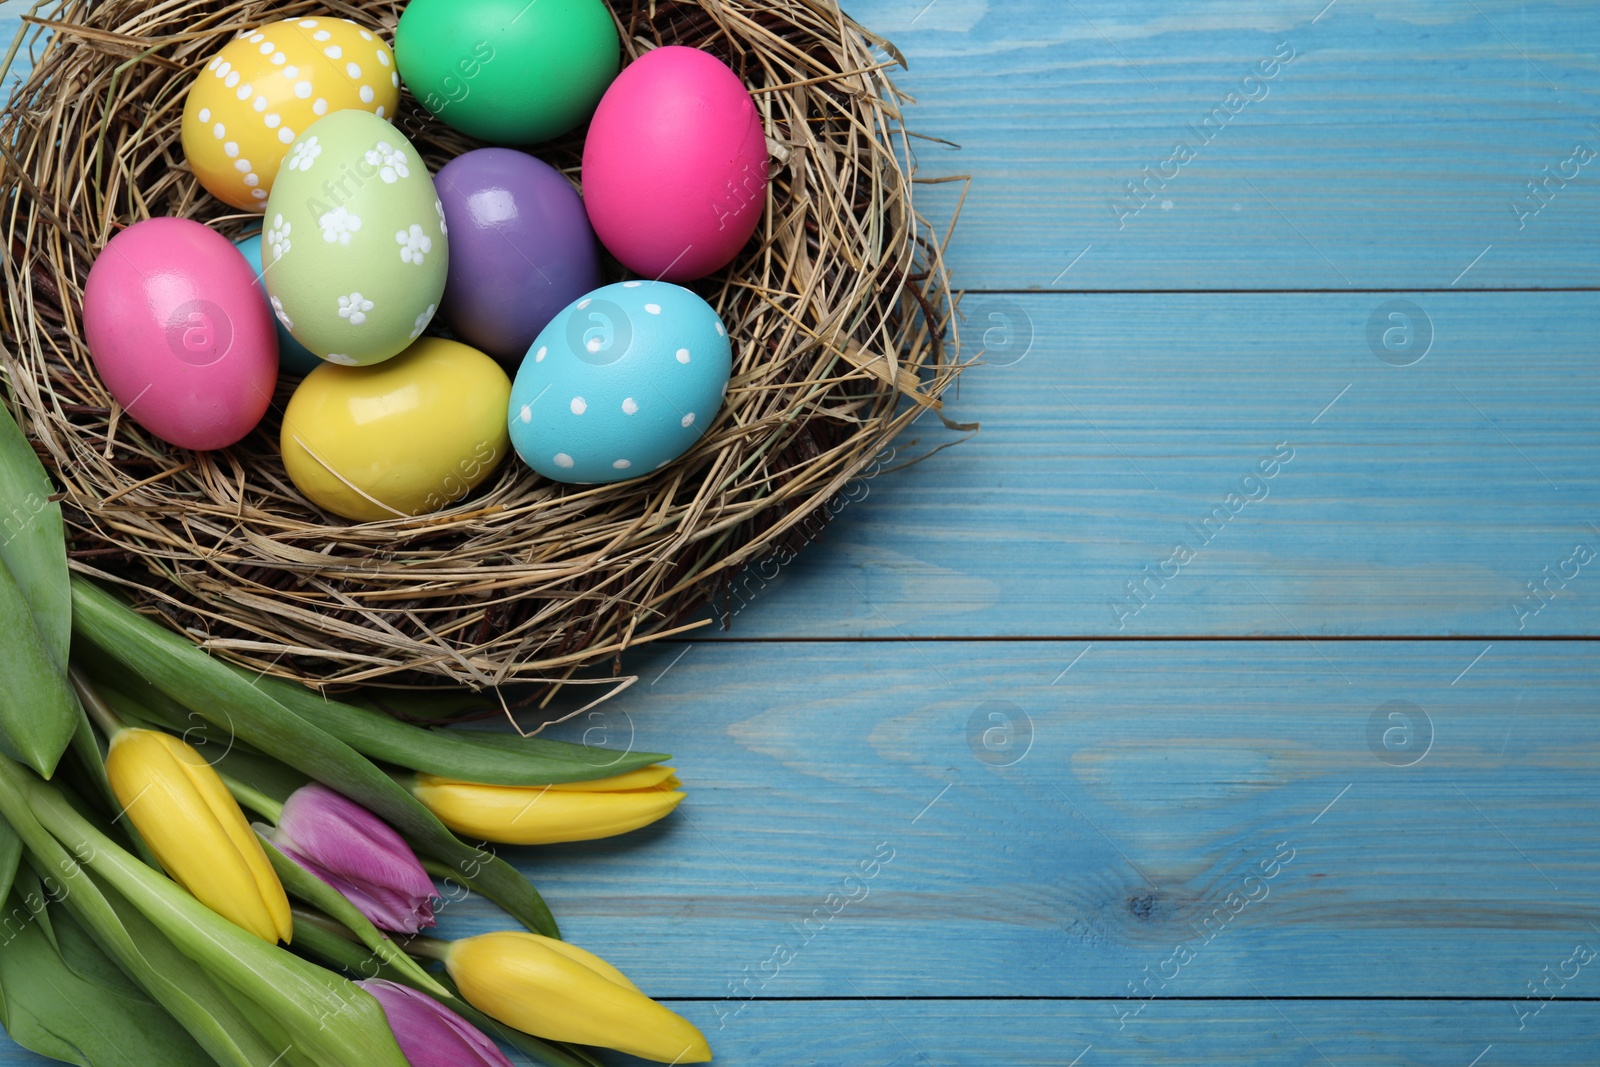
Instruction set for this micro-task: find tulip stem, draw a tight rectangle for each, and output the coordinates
[221,775,285,823]
[69,667,125,740]
[401,934,453,962]
[289,905,363,943]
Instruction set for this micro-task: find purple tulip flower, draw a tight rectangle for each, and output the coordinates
[270,783,437,933]
[360,979,514,1067]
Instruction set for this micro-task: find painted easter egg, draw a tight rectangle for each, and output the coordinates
[263,110,448,367]
[582,46,768,282]
[394,0,618,144]
[82,218,277,451]
[281,337,510,522]
[435,148,601,366]
[507,281,731,484]
[182,17,400,211]
[235,234,322,378]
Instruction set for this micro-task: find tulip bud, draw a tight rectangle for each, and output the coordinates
[358,979,513,1067]
[445,930,711,1063]
[411,764,684,845]
[270,783,437,933]
[104,727,292,943]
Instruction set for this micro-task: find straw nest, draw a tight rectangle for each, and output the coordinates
[0,0,965,692]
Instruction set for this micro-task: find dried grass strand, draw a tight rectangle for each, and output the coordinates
[0,0,966,690]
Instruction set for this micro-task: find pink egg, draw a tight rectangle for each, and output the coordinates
[83,217,277,451]
[582,46,769,282]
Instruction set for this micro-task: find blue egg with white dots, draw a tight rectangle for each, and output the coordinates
[508,281,731,484]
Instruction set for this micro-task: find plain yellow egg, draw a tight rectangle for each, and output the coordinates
[181,17,400,211]
[280,338,511,523]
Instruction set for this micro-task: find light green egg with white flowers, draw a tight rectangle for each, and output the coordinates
[263,110,447,367]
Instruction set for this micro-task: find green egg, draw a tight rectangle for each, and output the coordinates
[264,110,448,367]
[395,0,620,144]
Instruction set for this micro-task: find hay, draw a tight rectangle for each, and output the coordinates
[0,0,965,691]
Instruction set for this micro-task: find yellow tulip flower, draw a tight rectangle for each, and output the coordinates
[412,765,684,845]
[446,930,711,1063]
[104,728,292,943]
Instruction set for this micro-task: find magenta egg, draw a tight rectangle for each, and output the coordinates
[83,217,277,451]
[582,46,768,283]
[436,148,601,366]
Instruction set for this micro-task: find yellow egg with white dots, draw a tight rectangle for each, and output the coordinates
[181,17,400,211]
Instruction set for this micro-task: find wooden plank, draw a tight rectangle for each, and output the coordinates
[658,998,1600,1065]
[3,996,1597,1065]
[704,291,1600,638]
[15,4,1600,292]
[401,639,1600,1001]
[845,0,1600,290]
[0,9,1592,1067]
[10,638,1594,1063]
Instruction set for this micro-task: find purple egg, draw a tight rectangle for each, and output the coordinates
[435,148,602,366]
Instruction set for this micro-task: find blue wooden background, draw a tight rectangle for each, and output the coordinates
[4,1,1600,1063]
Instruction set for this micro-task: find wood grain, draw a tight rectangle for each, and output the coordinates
[658,998,1600,1066]
[704,291,1600,639]
[846,0,1600,290]
[412,639,1600,1005]
[4,6,1600,1067]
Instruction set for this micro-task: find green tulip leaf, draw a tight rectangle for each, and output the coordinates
[91,874,300,1067]
[43,882,133,997]
[0,403,76,777]
[0,884,214,1066]
[86,609,666,786]
[77,651,258,762]
[0,557,77,777]
[10,868,56,951]
[0,816,21,907]
[0,769,289,1066]
[0,399,68,668]
[70,577,559,938]
[65,704,114,814]
[258,672,668,786]
[16,769,412,1067]
[287,913,409,981]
